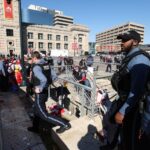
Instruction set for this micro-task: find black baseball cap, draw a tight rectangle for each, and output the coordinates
[117,30,141,42]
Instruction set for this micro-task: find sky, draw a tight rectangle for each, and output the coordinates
[21,0,150,44]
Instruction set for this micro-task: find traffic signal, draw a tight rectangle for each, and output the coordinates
[6,0,12,4]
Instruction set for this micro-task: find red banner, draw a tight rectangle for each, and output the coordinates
[3,0,13,19]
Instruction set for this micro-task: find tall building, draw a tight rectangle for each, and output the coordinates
[96,22,144,52]
[21,5,88,56]
[0,2,89,56]
[0,0,21,55]
[22,9,54,26]
[22,5,64,26]
[53,14,73,26]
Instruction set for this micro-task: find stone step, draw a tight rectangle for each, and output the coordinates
[51,115,102,150]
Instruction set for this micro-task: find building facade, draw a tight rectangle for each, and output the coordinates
[0,2,89,56]
[0,0,21,55]
[23,24,89,56]
[96,22,144,52]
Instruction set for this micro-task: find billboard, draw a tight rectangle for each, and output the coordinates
[3,0,13,19]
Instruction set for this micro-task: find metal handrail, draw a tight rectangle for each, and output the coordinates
[50,64,114,118]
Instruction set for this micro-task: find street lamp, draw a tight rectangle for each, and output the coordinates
[18,0,26,85]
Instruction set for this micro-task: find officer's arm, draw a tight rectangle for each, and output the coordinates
[119,63,149,115]
[33,66,47,91]
[1,62,6,76]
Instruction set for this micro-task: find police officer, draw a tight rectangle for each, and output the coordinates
[111,30,150,150]
[28,51,71,134]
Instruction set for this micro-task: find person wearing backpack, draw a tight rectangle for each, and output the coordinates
[27,51,71,134]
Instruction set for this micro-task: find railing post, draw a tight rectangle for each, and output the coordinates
[80,87,86,116]
[90,73,97,119]
[48,85,51,100]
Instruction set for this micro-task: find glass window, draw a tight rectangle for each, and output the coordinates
[38,33,43,39]
[28,32,33,39]
[48,43,52,49]
[64,36,68,41]
[64,44,68,49]
[6,29,13,36]
[56,35,61,41]
[79,44,82,50]
[56,43,61,49]
[38,42,43,48]
[48,34,52,40]
[28,42,34,48]
[78,37,82,43]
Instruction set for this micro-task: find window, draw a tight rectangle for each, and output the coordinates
[56,35,61,41]
[38,42,43,48]
[64,36,68,41]
[56,43,61,49]
[48,43,52,49]
[28,42,34,48]
[47,34,52,40]
[79,44,82,50]
[38,33,43,39]
[78,37,82,43]
[28,32,33,39]
[64,44,68,49]
[6,29,13,36]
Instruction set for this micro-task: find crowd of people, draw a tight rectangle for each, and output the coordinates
[0,54,22,92]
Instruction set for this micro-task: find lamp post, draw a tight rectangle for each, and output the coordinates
[18,0,26,85]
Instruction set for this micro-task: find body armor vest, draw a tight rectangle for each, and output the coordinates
[111,50,150,100]
[32,63,52,87]
[111,58,130,100]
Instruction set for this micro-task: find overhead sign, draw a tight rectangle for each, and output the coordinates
[3,0,13,19]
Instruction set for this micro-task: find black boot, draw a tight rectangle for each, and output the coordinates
[28,115,40,133]
[27,126,39,134]
[56,123,71,134]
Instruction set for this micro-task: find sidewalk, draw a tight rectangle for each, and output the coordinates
[0,91,46,150]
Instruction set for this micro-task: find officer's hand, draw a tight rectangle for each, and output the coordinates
[115,112,124,124]
[35,87,41,93]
